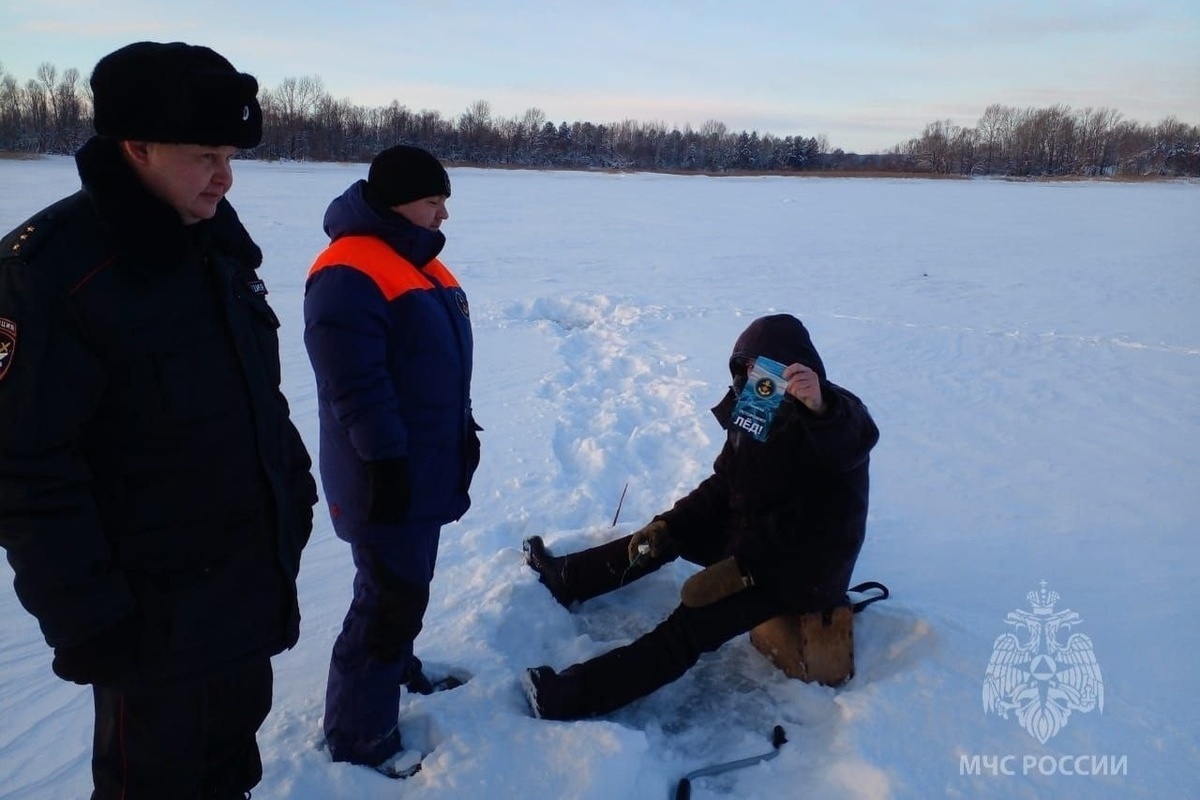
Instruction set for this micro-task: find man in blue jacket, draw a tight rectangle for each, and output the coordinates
[304,145,480,775]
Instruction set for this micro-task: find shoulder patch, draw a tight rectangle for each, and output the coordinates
[0,317,17,382]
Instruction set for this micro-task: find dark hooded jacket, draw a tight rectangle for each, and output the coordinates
[304,181,479,545]
[656,314,879,612]
[0,137,317,687]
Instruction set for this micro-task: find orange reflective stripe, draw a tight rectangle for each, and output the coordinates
[424,260,460,290]
[308,235,459,300]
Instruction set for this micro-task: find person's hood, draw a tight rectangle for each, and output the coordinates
[322,179,444,267]
[728,314,826,381]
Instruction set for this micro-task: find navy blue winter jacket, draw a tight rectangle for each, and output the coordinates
[0,138,317,688]
[304,181,479,543]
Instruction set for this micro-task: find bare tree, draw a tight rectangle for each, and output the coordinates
[458,100,493,159]
[269,75,325,159]
[520,107,546,140]
[1090,107,1122,175]
[1152,116,1200,176]
[54,67,85,151]
[914,119,959,173]
[951,125,978,174]
[23,78,49,150]
[0,66,23,149]
[30,63,61,150]
[976,104,1011,173]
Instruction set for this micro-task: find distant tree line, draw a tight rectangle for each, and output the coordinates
[893,103,1199,177]
[256,78,833,172]
[2,61,1197,178]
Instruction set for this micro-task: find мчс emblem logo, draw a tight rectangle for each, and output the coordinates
[0,317,17,382]
[982,581,1104,744]
[755,377,775,397]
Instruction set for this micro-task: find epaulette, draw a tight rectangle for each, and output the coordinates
[0,193,82,266]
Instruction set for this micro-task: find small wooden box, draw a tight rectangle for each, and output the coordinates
[749,606,854,687]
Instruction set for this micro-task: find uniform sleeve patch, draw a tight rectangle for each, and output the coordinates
[0,317,18,382]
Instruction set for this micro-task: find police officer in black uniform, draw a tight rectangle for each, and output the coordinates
[0,42,316,799]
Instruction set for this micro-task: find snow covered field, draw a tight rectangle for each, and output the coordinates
[1,156,1197,799]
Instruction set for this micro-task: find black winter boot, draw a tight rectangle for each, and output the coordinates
[521,665,589,720]
[522,534,668,607]
[520,610,705,721]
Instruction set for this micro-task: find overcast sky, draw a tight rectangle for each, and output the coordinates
[1,0,1196,153]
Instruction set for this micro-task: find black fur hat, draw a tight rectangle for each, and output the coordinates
[90,41,263,148]
[367,145,451,207]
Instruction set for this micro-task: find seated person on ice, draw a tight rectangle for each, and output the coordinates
[521,313,879,720]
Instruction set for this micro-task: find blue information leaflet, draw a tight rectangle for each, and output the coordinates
[730,356,788,442]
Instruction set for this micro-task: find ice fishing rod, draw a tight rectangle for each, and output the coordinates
[611,481,629,526]
[674,725,788,800]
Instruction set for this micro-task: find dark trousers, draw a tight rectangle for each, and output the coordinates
[91,658,273,800]
[324,528,440,765]
[551,532,784,716]
[572,586,782,716]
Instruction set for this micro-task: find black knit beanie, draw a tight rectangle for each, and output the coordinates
[367,145,451,207]
[90,41,263,148]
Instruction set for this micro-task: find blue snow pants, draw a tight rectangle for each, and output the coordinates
[323,524,441,765]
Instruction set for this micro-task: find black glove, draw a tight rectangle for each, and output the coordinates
[51,613,157,686]
[366,457,411,524]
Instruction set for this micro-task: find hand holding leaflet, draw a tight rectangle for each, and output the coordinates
[730,356,788,441]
